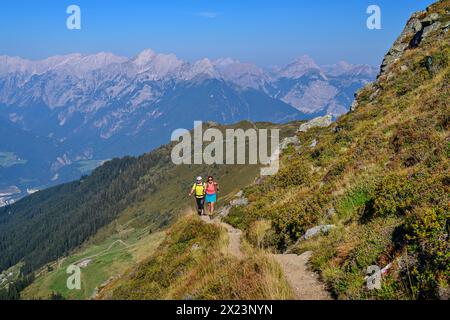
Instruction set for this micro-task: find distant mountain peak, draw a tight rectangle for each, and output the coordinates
[214,57,240,67]
[132,49,157,65]
[276,55,320,79]
[131,49,184,78]
[322,61,377,77]
[184,58,219,79]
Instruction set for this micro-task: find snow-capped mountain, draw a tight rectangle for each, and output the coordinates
[272,55,321,79]
[0,49,377,193]
[0,50,376,114]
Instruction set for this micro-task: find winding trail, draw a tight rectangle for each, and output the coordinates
[73,240,130,266]
[200,213,331,300]
[273,252,332,300]
[200,215,244,259]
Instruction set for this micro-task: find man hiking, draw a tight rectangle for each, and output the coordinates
[205,176,219,216]
[189,176,206,215]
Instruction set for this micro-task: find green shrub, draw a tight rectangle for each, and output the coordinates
[370,174,417,217]
[271,194,326,249]
[224,205,250,230]
[424,49,449,76]
[273,162,309,188]
[394,58,430,97]
[323,161,347,183]
[404,207,450,299]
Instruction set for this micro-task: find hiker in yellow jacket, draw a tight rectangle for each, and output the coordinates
[189,176,206,215]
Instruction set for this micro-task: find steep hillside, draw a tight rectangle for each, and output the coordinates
[223,1,449,299]
[92,1,449,301]
[0,121,300,299]
[97,214,293,300]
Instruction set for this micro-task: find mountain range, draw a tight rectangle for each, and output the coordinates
[0,50,376,201]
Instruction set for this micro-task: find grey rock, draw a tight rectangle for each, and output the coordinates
[421,13,440,24]
[350,99,359,112]
[309,139,318,148]
[302,225,335,240]
[298,115,333,133]
[423,21,441,38]
[443,21,450,32]
[438,285,450,300]
[424,56,434,74]
[191,243,200,251]
[231,198,248,207]
[381,43,409,73]
[369,89,380,101]
[281,136,300,150]
[235,190,243,198]
[218,205,231,217]
[380,11,444,75]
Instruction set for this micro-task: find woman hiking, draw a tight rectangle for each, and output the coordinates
[205,176,219,216]
[189,176,206,215]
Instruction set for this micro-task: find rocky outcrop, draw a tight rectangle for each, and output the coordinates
[380,8,447,75]
[230,197,249,207]
[301,225,335,240]
[298,115,333,132]
[280,136,300,150]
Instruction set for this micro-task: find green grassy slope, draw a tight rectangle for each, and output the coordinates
[22,231,165,300]
[90,2,449,301]
[99,214,293,300]
[223,1,449,299]
[17,121,300,299]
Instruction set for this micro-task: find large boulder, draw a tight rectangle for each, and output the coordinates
[230,197,248,207]
[380,10,444,75]
[298,115,332,133]
[302,225,335,240]
[280,136,300,150]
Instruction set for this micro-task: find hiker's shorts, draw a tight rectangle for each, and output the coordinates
[205,193,217,203]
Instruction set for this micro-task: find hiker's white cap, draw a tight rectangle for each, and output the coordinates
[196,176,202,181]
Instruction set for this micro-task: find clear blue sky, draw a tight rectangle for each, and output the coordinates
[0,0,436,67]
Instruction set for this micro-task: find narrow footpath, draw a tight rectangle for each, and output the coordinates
[200,214,332,300]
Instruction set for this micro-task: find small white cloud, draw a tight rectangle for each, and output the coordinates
[196,12,220,19]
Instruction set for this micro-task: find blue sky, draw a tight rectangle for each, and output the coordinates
[0,0,436,67]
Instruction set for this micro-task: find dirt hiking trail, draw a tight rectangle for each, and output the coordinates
[200,213,331,300]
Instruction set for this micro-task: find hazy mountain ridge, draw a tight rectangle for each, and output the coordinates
[0,50,375,194]
[0,51,376,113]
